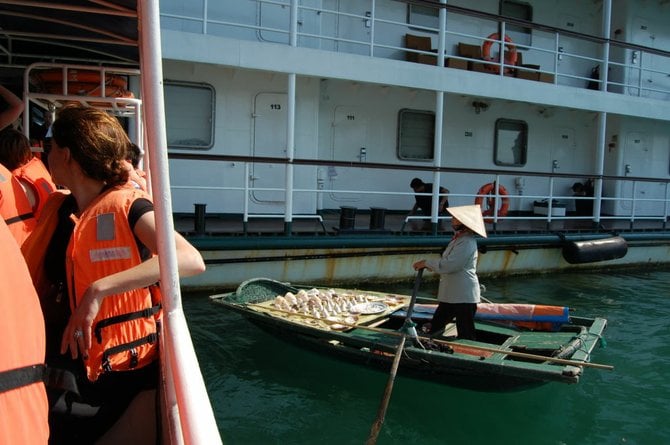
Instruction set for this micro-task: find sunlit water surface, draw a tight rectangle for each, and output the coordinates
[184,269,670,445]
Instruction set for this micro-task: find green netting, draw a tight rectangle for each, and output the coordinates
[229,277,300,304]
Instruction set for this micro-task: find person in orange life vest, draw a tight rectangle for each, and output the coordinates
[0,218,49,444]
[124,142,147,192]
[0,129,56,219]
[412,205,487,340]
[0,161,36,246]
[21,105,205,444]
[0,84,24,131]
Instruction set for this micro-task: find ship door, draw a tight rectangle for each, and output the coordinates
[628,17,662,98]
[621,132,659,216]
[550,127,576,179]
[330,106,367,202]
[251,92,287,211]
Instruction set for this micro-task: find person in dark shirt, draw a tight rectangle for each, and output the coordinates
[408,177,450,229]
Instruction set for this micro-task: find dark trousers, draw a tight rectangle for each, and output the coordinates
[430,302,477,340]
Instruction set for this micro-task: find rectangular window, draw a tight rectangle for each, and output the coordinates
[407,4,439,31]
[494,119,527,166]
[164,81,215,150]
[500,0,532,48]
[397,109,435,161]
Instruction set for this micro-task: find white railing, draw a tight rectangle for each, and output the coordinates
[159,0,670,99]
[170,160,670,231]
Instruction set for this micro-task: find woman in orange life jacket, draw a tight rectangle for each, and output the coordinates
[0,218,49,444]
[21,104,206,444]
[0,161,36,246]
[0,128,56,219]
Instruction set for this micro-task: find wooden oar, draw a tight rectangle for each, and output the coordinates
[255,303,613,371]
[365,269,423,445]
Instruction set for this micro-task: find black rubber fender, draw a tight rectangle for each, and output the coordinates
[562,236,628,264]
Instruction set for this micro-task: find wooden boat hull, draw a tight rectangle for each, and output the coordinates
[210,278,608,392]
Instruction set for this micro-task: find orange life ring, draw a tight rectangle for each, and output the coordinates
[474,182,509,221]
[481,33,517,74]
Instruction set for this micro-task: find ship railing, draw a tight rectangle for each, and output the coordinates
[160,0,670,101]
[169,157,670,234]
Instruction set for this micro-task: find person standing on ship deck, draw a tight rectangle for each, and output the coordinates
[412,205,487,340]
[408,177,450,230]
[21,104,206,444]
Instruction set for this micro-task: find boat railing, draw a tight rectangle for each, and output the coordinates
[159,0,670,101]
[169,156,670,234]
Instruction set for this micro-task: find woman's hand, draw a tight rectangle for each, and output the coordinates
[413,260,427,271]
[61,285,103,360]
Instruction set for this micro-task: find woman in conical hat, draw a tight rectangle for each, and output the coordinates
[412,205,486,340]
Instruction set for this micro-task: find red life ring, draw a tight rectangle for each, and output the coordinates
[474,182,509,221]
[481,33,517,74]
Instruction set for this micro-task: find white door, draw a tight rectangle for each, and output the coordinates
[329,106,367,202]
[621,132,659,215]
[333,1,372,55]
[628,17,659,98]
[258,0,322,48]
[251,92,287,211]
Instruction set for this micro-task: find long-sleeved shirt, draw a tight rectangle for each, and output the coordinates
[425,231,481,304]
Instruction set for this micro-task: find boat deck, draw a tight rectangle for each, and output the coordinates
[175,210,668,237]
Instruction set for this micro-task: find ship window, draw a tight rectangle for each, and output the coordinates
[500,0,532,48]
[397,109,435,161]
[494,119,527,166]
[164,81,215,150]
[407,4,439,31]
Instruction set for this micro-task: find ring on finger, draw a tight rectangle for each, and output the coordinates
[73,329,83,340]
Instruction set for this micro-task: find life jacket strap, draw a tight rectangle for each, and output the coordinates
[101,332,159,373]
[94,303,161,344]
[4,211,35,225]
[0,364,46,394]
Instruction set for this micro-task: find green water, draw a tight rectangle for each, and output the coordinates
[184,269,670,445]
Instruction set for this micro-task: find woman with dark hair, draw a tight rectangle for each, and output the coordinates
[22,104,206,444]
[0,128,55,218]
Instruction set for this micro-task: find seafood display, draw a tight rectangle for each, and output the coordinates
[259,288,406,331]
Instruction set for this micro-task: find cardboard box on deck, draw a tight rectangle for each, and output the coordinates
[446,58,469,70]
[470,62,489,73]
[533,200,566,216]
[416,54,437,65]
[539,73,555,83]
[458,42,482,59]
[516,69,540,81]
[405,34,434,63]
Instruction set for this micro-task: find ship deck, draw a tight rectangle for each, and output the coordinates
[175,210,669,238]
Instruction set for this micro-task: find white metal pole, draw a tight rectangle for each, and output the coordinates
[138,1,221,443]
[431,0,446,228]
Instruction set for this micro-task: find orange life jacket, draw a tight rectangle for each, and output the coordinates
[66,186,161,381]
[21,190,70,298]
[13,156,56,220]
[0,219,49,444]
[0,164,36,246]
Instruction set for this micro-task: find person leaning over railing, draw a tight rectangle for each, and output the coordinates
[21,104,206,444]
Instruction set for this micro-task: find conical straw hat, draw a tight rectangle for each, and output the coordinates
[447,205,488,238]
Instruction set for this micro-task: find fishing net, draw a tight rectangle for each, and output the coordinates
[229,277,299,304]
